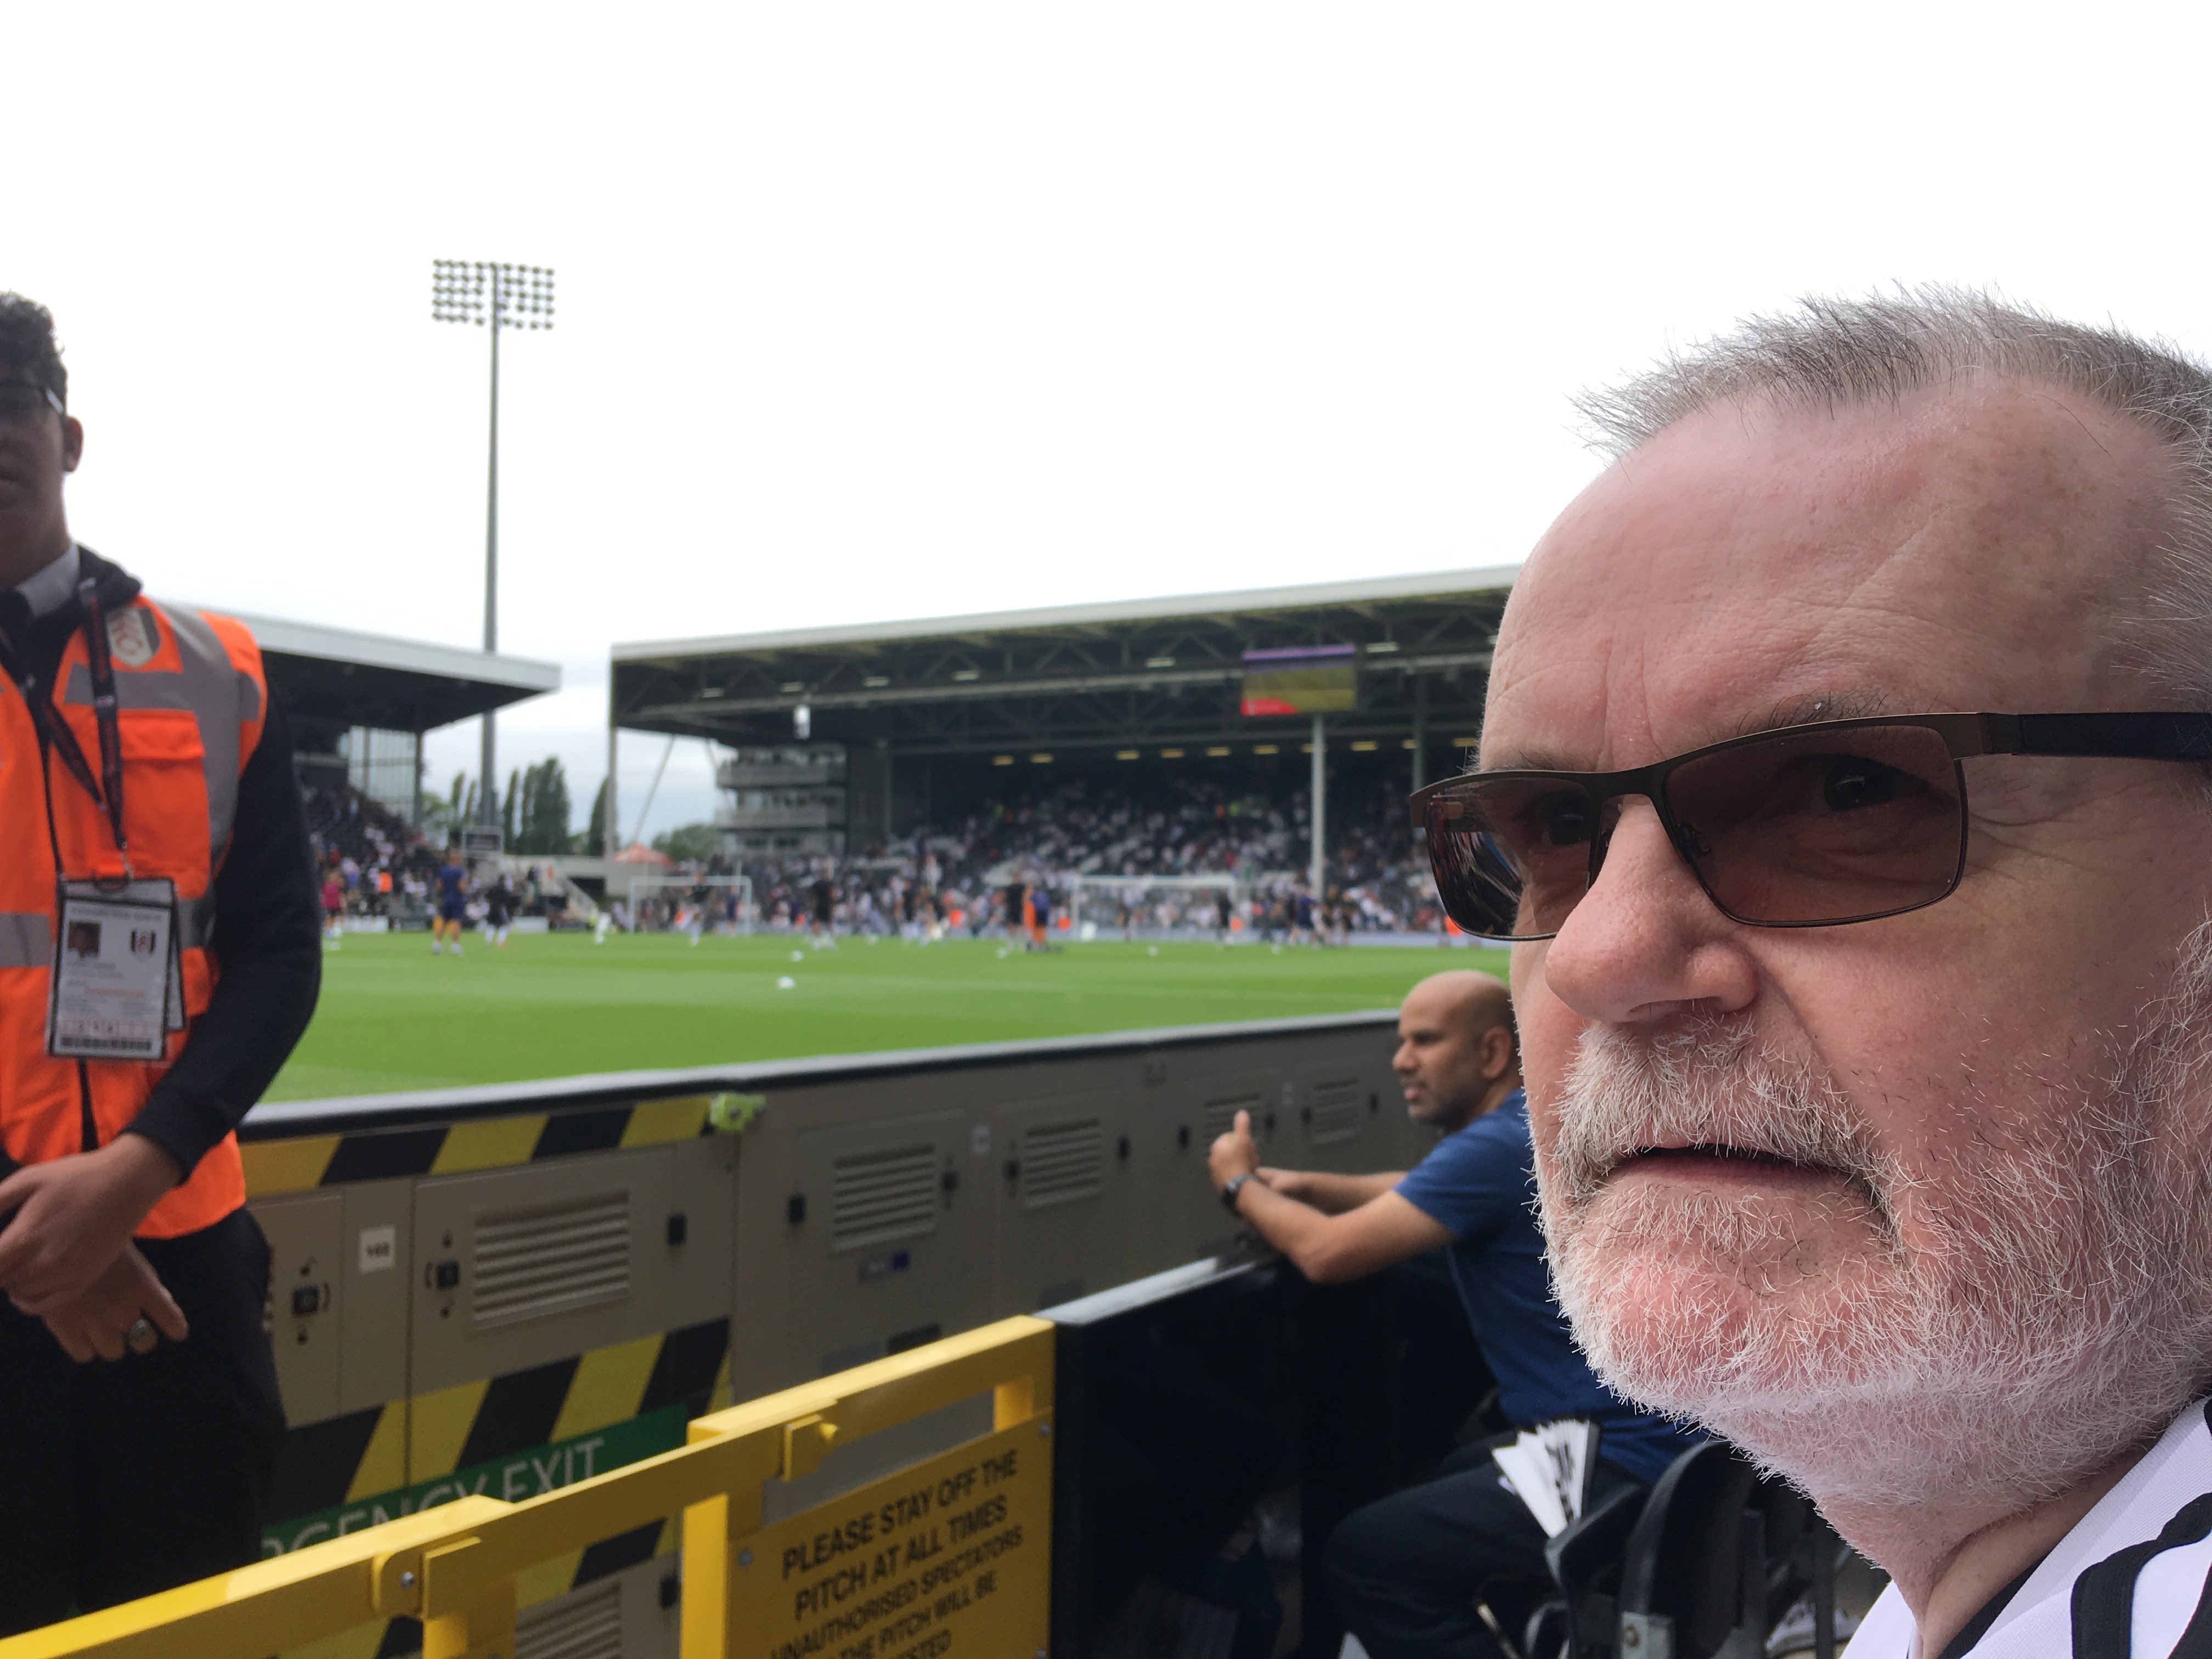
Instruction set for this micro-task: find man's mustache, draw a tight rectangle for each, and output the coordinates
[1550,1017,1894,1212]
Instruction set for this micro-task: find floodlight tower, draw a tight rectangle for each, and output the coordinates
[431,260,556,828]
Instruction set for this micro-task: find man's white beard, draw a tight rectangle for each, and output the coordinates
[1541,927,2212,1509]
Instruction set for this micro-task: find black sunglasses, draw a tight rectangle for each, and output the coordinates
[1410,712,2212,940]
[0,380,64,426]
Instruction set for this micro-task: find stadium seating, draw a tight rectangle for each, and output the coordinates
[738,773,1444,937]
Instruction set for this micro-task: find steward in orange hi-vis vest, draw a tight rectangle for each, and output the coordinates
[0,294,320,1633]
[0,578,269,1237]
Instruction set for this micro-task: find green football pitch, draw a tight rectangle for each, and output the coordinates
[266,931,1509,1102]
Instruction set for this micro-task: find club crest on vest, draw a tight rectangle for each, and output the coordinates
[106,607,159,668]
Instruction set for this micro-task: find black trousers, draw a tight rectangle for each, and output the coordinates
[0,1207,285,1635]
[1325,1441,1643,1659]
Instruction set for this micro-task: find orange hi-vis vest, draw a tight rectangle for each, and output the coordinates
[0,594,268,1238]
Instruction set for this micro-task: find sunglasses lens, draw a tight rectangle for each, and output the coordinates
[1424,777,1601,938]
[1665,724,1963,923]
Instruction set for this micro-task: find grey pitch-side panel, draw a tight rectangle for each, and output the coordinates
[669,1133,740,1334]
[1341,1034,1436,1178]
[338,1178,414,1416]
[989,1089,1140,1314]
[515,1556,677,1659]
[409,1146,685,1396]
[775,1109,988,1396]
[1143,1066,1284,1271]
[253,1190,346,1427]
[1289,1030,1419,1175]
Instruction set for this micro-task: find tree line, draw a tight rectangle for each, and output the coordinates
[419,757,717,860]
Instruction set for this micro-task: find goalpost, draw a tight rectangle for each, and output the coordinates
[622,875,753,932]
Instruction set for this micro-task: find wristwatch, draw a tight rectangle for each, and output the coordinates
[1220,1172,1255,1215]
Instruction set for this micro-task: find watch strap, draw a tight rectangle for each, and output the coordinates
[1221,1172,1254,1214]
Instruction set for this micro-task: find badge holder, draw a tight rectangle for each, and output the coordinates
[48,878,180,1062]
[5,579,185,1063]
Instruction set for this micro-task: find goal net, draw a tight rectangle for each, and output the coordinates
[621,875,753,932]
[1066,873,1261,940]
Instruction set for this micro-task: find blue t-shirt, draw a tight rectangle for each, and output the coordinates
[437,866,467,902]
[1394,1090,1703,1485]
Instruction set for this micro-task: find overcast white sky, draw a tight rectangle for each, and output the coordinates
[15,2,2212,839]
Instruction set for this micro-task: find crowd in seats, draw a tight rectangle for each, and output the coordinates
[303,778,589,927]
[297,768,1447,939]
[302,781,438,920]
[733,775,1446,938]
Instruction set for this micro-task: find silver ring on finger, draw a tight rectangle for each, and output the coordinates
[125,1316,157,1356]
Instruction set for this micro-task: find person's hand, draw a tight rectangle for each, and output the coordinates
[1208,1109,1262,1188]
[37,1243,189,1363]
[1254,1165,1304,1199]
[0,1136,182,1314]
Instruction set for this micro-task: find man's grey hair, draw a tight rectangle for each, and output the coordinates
[1574,288,2212,704]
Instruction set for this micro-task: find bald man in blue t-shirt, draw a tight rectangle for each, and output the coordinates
[1207,970,1700,1659]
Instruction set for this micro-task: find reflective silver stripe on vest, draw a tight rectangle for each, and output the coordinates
[0,897,212,970]
[161,605,251,862]
[63,604,257,865]
[60,665,193,713]
[0,912,49,969]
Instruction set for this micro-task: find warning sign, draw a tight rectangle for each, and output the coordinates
[731,1419,1051,1659]
[262,1404,688,1557]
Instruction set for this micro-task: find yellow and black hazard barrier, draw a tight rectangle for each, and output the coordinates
[239,1093,720,1197]
[0,1317,1055,1659]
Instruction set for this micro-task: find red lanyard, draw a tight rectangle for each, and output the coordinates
[0,578,131,864]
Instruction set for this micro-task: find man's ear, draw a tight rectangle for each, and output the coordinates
[60,416,83,473]
[1481,1023,1519,1081]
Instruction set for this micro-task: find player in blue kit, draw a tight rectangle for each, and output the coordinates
[431,845,469,956]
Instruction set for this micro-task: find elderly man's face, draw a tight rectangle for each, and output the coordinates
[1491,381,2212,1502]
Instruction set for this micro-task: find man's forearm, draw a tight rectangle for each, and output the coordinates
[1278,1169,1407,1214]
[1233,1181,1347,1277]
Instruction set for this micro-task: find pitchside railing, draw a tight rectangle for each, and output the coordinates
[3,1021,1438,1659]
[0,1318,1057,1659]
[0,1252,1830,1659]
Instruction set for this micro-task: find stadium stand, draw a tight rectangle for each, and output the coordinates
[185,608,566,930]
[244,608,560,773]
[610,568,1517,938]
[730,770,1443,938]
[611,569,1509,836]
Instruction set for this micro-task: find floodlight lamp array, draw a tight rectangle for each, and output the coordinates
[428,259,557,331]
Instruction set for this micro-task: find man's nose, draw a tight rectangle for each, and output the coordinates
[1537,798,1756,1027]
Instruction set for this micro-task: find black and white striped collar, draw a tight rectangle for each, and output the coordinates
[1849,1401,2212,1658]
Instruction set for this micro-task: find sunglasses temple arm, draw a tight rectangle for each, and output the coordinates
[2009,713,2212,761]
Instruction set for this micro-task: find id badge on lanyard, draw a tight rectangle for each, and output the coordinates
[48,878,180,1061]
[0,578,183,1062]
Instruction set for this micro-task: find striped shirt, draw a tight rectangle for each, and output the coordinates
[1847,1400,2212,1658]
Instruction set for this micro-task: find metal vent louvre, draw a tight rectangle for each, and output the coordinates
[1019,1119,1104,1209]
[1200,1094,1261,1142]
[1308,1079,1364,1145]
[832,1144,941,1252]
[472,1193,630,1330]
[517,1577,622,1659]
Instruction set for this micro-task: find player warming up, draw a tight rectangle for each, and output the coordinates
[432,845,469,956]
